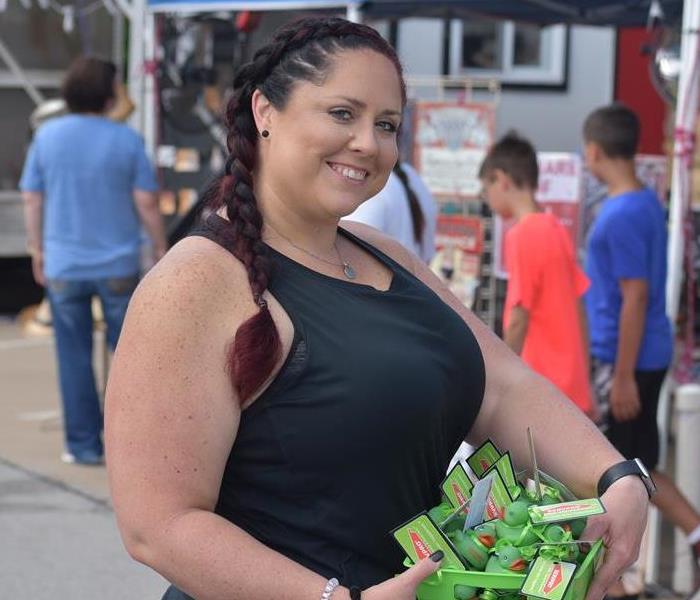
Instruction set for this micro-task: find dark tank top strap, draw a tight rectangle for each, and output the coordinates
[188,212,238,255]
[339,226,403,269]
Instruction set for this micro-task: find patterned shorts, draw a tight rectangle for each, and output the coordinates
[591,358,666,470]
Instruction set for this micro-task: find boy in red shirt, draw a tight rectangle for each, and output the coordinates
[479,132,594,416]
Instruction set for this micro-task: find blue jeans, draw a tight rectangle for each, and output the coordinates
[47,275,139,458]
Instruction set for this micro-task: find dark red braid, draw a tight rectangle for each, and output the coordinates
[212,16,406,403]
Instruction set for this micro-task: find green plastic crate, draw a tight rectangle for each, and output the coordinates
[407,540,605,600]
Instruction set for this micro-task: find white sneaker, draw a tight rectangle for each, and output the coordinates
[61,451,104,466]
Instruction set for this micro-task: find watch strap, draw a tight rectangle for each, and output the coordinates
[349,586,362,600]
[597,458,655,498]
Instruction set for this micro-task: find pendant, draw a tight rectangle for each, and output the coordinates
[343,262,357,280]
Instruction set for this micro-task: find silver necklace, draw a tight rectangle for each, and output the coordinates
[267,225,357,280]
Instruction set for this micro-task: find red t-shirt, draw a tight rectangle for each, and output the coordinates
[503,213,591,412]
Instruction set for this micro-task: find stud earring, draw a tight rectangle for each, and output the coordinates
[261,129,270,138]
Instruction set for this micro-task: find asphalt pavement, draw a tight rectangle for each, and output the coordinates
[0,317,167,599]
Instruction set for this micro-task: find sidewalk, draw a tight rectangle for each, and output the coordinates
[0,317,167,599]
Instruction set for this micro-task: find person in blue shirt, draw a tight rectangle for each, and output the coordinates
[20,56,167,466]
[583,103,700,597]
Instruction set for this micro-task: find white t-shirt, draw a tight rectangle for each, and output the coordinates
[345,163,437,263]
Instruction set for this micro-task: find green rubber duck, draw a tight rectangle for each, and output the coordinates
[495,519,539,547]
[539,524,579,561]
[451,528,493,570]
[484,544,528,573]
[543,524,570,543]
[473,520,497,547]
[504,500,530,526]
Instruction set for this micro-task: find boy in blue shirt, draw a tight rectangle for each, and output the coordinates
[20,57,167,465]
[584,104,700,596]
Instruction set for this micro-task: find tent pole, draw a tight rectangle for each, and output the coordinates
[648,0,700,588]
[143,12,157,158]
[127,0,147,136]
[667,0,700,324]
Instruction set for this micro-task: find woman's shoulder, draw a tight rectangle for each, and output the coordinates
[130,235,256,331]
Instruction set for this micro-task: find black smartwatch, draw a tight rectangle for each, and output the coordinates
[349,586,362,600]
[597,458,656,498]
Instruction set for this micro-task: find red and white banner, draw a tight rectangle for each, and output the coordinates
[412,102,496,200]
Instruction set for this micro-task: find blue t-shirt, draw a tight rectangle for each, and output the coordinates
[585,187,673,370]
[20,114,158,280]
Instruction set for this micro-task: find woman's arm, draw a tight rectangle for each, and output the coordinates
[106,237,339,600]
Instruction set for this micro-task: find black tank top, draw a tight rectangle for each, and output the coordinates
[164,214,485,598]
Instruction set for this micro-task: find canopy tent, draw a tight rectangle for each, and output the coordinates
[148,0,348,14]
[357,0,684,26]
[145,0,685,25]
[127,0,698,587]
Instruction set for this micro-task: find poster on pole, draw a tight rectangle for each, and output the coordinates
[412,102,496,200]
[430,215,484,309]
[493,152,583,279]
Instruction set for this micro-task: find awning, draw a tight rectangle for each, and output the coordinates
[359,0,684,26]
[148,0,349,14]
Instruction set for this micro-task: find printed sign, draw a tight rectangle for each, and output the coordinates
[521,557,577,600]
[392,513,465,570]
[528,498,605,525]
[430,215,484,309]
[483,451,518,491]
[412,102,495,199]
[441,463,474,511]
[467,439,502,478]
[483,469,513,521]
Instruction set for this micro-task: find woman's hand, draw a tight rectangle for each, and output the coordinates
[363,553,443,599]
[582,476,649,600]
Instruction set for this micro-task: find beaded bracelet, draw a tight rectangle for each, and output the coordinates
[320,577,339,600]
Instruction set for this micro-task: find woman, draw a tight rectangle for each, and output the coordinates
[106,17,648,600]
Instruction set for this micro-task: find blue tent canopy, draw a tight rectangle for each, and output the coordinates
[359,0,684,26]
[148,0,349,13]
[147,0,684,26]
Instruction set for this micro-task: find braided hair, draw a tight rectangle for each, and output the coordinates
[211,16,406,403]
